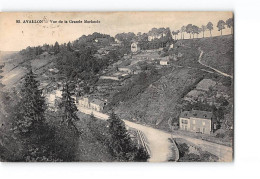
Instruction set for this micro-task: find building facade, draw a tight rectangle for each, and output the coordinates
[89,99,106,112]
[78,96,91,108]
[131,42,140,53]
[179,110,214,134]
[160,59,170,65]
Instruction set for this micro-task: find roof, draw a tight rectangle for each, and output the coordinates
[131,42,139,45]
[180,110,213,120]
[90,98,106,107]
[160,59,169,62]
[196,79,216,91]
[186,90,205,98]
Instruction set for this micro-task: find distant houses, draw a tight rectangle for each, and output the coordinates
[45,89,63,110]
[131,42,140,53]
[196,79,217,92]
[159,56,170,66]
[184,78,220,106]
[160,59,170,66]
[148,32,167,41]
[78,95,107,112]
[179,110,216,134]
[46,90,107,113]
[89,98,107,112]
[118,67,132,74]
[48,68,59,73]
[78,95,91,108]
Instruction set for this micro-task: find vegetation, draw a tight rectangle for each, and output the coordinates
[226,18,234,34]
[217,20,226,36]
[207,22,214,37]
[58,83,80,135]
[0,70,59,161]
[0,14,234,161]
[174,138,219,162]
[109,67,163,108]
[107,112,150,161]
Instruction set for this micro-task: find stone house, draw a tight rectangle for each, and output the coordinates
[89,99,107,112]
[179,110,216,134]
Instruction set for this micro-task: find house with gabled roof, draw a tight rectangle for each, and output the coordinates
[179,110,216,134]
[89,98,107,112]
[196,79,217,92]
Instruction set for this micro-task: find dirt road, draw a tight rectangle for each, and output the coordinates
[77,107,233,162]
[198,50,233,79]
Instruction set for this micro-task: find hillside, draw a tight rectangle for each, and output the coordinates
[178,35,234,75]
[115,67,205,130]
[113,35,234,146]
[0,52,56,89]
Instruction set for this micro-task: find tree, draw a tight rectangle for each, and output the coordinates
[11,69,56,161]
[0,63,4,88]
[59,82,80,135]
[107,112,149,161]
[192,25,199,39]
[172,30,180,40]
[197,28,202,38]
[226,18,234,35]
[181,26,186,39]
[54,41,60,54]
[217,20,226,36]
[206,22,213,37]
[186,24,193,39]
[67,41,73,51]
[201,25,207,38]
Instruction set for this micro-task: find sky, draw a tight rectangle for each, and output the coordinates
[0,12,233,51]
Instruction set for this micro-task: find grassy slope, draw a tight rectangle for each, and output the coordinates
[113,35,234,146]
[115,67,205,131]
[0,52,55,89]
[179,35,234,75]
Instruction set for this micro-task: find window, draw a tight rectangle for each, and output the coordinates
[182,119,188,124]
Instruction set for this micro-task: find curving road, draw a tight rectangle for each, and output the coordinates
[198,49,233,79]
[77,107,233,162]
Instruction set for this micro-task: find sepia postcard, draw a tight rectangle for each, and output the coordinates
[0,12,234,162]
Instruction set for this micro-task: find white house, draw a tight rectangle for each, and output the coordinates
[89,99,107,112]
[118,67,132,74]
[179,110,215,134]
[160,59,170,66]
[131,42,140,53]
[78,96,91,108]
